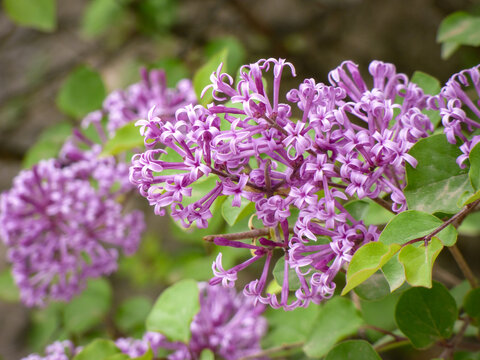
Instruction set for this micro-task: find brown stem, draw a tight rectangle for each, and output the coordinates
[237,341,304,360]
[372,196,395,214]
[439,317,471,359]
[203,227,295,242]
[449,245,478,288]
[363,325,406,342]
[264,159,273,197]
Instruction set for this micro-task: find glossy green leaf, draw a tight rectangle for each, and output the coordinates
[381,254,406,291]
[0,269,19,302]
[325,340,381,360]
[410,71,441,127]
[146,279,200,342]
[63,278,112,335]
[221,196,255,226]
[22,122,73,168]
[342,242,401,295]
[82,0,126,38]
[469,143,480,191]
[354,271,391,301]
[57,66,106,118]
[404,134,473,214]
[464,288,480,321]
[395,282,457,349]
[115,296,152,335]
[303,297,363,357]
[398,237,443,287]
[437,12,480,46]
[379,210,457,247]
[3,0,56,31]
[193,49,229,106]
[104,355,129,360]
[101,122,144,156]
[441,41,461,59]
[73,339,121,360]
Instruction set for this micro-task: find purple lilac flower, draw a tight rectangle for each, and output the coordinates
[0,157,144,307]
[24,284,267,360]
[103,68,196,136]
[428,64,480,167]
[131,58,430,309]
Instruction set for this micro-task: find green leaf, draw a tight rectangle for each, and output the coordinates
[193,49,229,106]
[205,36,246,75]
[404,134,473,214]
[450,280,471,308]
[381,254,406,291]
[342,242,401,295]
[325,340,381,360]
[360,291,403,342]
[410,71,442,127]
[22,122,73,168]
[353,271,391,301]
[28,302,64,351]
[115,296,152,335]
[105,355,129,360]
[221,196,255,226]
[199,349,215,360]
[82,0,126,38]
[343,199,394,226]
[73,339,121,360]
[398,237,443,287]
[437,12,480,46]
[146,279,200,342]
[101,122,145,156]
[464,288,480,321]
[262,303,320,348]
[441,41,461,60]
[272,256,301,291]
[469,143,480,191]
[379,210,457,247]
[63,278,112,335]
[0,269,19,302]
[303,297,363,358]
[3,0,56,31]
[454,351,480,360]
[395,282,458,349]
[57,66,106,118]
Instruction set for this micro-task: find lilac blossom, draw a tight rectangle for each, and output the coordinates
[103,68,196,136]
[428,64,480,167]
[0,157,144,307]
[24,284,267,360]
[131,58,431,309]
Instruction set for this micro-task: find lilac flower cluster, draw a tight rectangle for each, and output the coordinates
[0,69,195,306]
[428,64,480,167]
[23,284,267,360]
[130,58,433,309]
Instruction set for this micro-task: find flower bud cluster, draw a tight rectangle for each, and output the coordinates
[131,58,433,309]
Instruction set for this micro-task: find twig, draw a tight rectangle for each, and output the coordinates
[363,325,406,342]
[449,245,478,288]
[439,317,471,359]
[203,227,294,242]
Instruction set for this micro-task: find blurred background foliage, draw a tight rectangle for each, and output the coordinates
[2,0,480,359]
